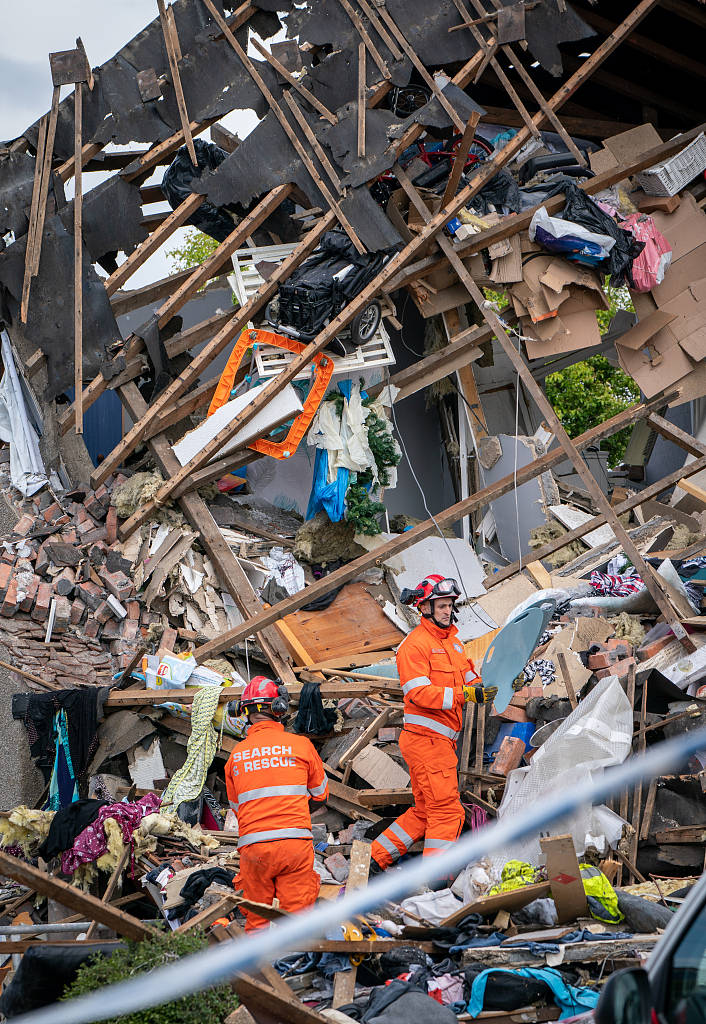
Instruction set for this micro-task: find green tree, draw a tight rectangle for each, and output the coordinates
[62,929,239,1024]
[165,228,218,273]
[544,283,638,466]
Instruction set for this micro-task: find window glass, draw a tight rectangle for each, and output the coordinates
[667,909,706,1020]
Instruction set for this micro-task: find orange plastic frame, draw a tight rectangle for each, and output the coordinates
[207,328,334,460]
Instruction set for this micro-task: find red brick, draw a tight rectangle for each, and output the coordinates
[120,619,140,642]
[0,562,13,597]
[98,569,134,603]
[76,519,97,540]
[81,527,108,546]
[595,656,636,681]
[53,596,71,631]
[70,599,86,625]
[76,506,91,524]
[32,582,53,622]
[18,574,40,613]
[105,507,118,545]
[161,627,177,652]
[101,618,122,641]
[76,581,104,611]
[59,528,78,545]
[34,542,50,576]
[492,736,526,776]
[378,727,402,742]
[126,601,140,620]
[94,600,113,624]
[13,513,35,537]
[42,503,61,523]
[636,634,675,662]
[588,643,631,670]
[496,703,529,724]
[84,617,101,638]
[1,579,19,616]
[54,568,76,597]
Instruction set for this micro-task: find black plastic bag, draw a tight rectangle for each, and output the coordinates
[161,139,236,242]
[292,681,338,735]
[561,181,644,286]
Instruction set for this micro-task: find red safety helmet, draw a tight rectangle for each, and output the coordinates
[401,575,461,609]
[234,676,290,718]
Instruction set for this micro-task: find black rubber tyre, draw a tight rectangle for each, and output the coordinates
[350,301,381,347]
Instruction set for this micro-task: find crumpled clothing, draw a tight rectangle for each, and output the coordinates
[427,974,465,1006]
[166,866,236,919]
[467,967,599,1020]
[293,681,338,735]
[38,799,108,860]
[274,952,319,976]
[160,685,222,816]
[61,794,161,875]
[590,570,645,597]
[319,953,351,977]
[447,931,505,955]
[488,860,540,895]
[523,658,555,686]
[622,212,672,292]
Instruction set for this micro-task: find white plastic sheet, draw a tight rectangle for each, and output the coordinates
[490,676,632,870]
[0,330,46,496]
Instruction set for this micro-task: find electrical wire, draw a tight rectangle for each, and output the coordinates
[386,368,496,630]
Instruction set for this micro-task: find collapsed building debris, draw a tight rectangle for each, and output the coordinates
[0,0,705,1020]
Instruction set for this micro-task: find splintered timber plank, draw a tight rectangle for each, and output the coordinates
[157,0,198,167]
[104,192,205,296]
[87,202,330,480]
[338,0,391,81]
[250,37,336,123]
[282,91,342,191]
[646,413,706,457]
[332,840,371,1008]
[66,184,292,442]
[0,849,157,941]
[358,43,366,158]
[74,80,83,434]
[118,381,296,685]
[20,114,47,324]
[441,111,481,208]
[199,0,365,253]
[192,395,673,662]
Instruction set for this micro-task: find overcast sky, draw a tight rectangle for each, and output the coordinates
[0,2,263,286]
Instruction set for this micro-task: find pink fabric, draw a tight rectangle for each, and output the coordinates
[622,212,672,292]
[61,794,161,874]
[428,974,465,1005]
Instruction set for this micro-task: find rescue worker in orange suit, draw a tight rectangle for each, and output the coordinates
[224,676,329,931]
[371,575,505,875]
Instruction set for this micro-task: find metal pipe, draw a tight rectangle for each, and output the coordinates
[0,923,108,935]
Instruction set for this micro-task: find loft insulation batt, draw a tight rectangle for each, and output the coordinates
[172,384,303,466]
[549,504,616,549]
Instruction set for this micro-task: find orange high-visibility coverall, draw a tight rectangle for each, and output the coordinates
[225,719,329,930]
[371,615,480,870]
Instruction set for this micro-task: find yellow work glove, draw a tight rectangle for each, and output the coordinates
[463,683,498,704]
[512,672,526,692]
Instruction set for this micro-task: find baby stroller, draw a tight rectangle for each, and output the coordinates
[266,230,394,350]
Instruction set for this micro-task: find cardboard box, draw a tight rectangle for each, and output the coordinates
[649,192,706,263]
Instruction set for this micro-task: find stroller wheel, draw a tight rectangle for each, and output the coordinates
[265,298,279,325]
[350,301,381,347]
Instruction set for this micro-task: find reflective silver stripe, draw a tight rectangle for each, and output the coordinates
[238,827,313,848]
[402,676,431,696]
[442,687,454,711]
[237,785,308,805]
[404,713,459,741]
[374,833,400,860]
[308,779,328,798]
[464,669,479,683]
[390,822,414,849]
[424,838,455,851]
[228,799,238,811]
